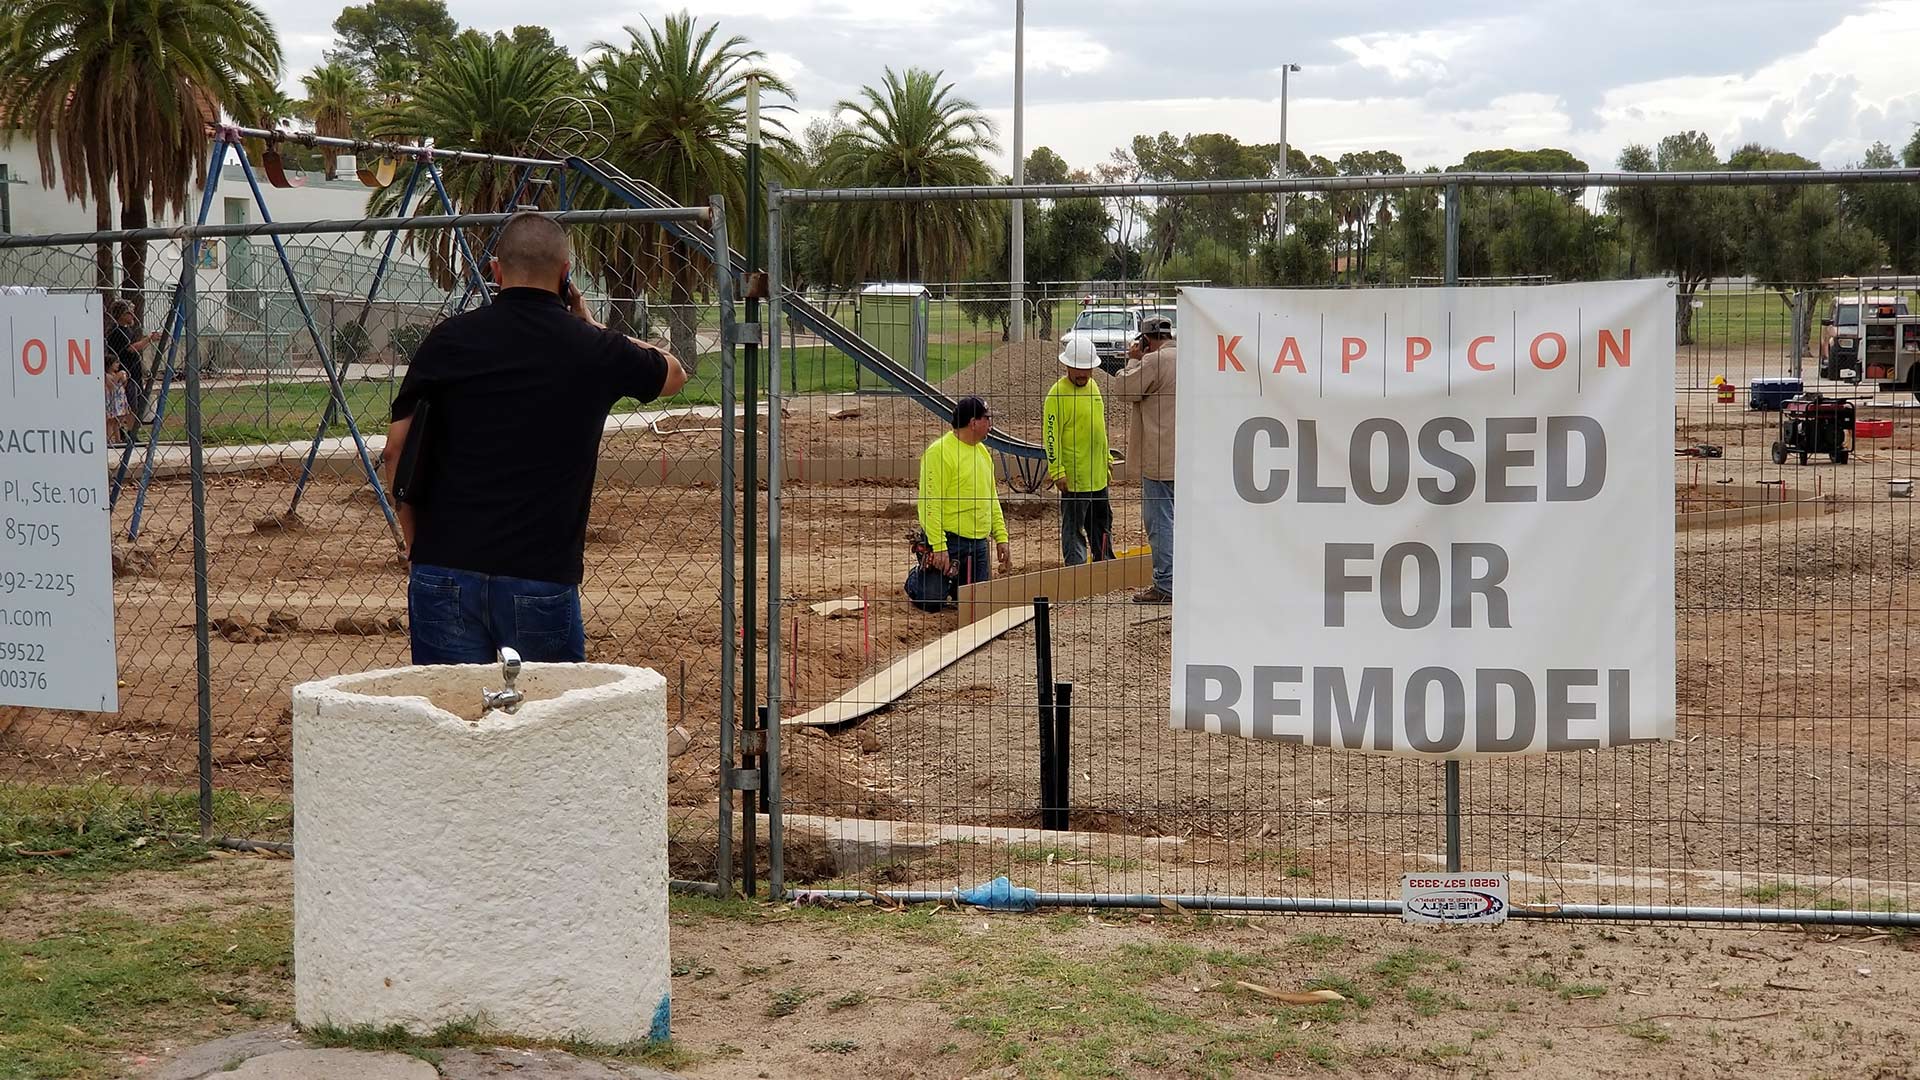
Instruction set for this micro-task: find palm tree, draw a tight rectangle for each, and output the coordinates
[0,0,281,315]
[583,14,793,365]
[242,80,303,129]
[300,62,368,179]
[815,67,1001,285]
[364,32,580,286]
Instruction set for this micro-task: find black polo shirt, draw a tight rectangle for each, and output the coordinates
[390,287,669,584]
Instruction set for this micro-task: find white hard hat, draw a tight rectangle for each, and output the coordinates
[1060,337,1100,370]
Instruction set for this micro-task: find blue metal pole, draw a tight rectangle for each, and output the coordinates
[286,161,422,516]
[426,158,488,301]
[231,147,403,548]
[122,137,230,539]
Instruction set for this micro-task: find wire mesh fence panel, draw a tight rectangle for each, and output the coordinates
[0,207,739,882]
[764,173,1920,921]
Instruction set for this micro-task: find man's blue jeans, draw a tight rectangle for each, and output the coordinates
[407,563,587,664]
[945,533,993,589]
[1142,478,1174,595]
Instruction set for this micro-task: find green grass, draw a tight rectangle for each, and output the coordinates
[0,783,290,879]
[1619,1019,1673,1045]
[1688,289,1920,350]
[305,1017,695,1070]
[0,906,292,1080]
[150,329,1002,448]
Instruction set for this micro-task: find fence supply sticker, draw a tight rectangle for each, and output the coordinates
[1171,282,1673,757]
[0,292,118,712]
[1401,873,1510,925]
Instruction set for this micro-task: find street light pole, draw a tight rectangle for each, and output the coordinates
[1278,63,1301,251]
[1009,0,1025,343]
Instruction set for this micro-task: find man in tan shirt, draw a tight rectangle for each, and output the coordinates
[1111,316,1176,604]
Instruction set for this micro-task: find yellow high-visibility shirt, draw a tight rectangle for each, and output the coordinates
[1043,376,1111,492]
[917,430,1008,550]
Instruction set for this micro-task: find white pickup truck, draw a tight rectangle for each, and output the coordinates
[1058,304,1179,374]
[1819,295,1920,394]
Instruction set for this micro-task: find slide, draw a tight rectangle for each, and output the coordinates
[569,157,1049,486]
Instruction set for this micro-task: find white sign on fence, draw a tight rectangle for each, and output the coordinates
[1171,281,1673,757]
[1401,873,1510,925]
[0,292,119,712]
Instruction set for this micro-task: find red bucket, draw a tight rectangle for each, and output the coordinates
[1856,419,1894,439]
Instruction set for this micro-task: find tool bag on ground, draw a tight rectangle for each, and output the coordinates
[903,527,956,612]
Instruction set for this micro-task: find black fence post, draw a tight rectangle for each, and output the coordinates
[1033,598,1056,829]
[1050,681,1072,832]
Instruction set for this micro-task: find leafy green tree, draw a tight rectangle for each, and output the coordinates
[328,0,457,73]
[1612,131,1740,344]
[1728,143,1887,357]
[1843,139,1920,273]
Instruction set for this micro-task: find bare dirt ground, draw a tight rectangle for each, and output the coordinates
[36,857,1920,1080]
[6,338,1920,904]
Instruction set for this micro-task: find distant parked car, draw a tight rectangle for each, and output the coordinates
[1059,307,1138,374]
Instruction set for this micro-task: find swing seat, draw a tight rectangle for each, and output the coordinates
[357,158,397,188]
[262,150,304,189]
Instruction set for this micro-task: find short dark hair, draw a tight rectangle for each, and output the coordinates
[951,396,989,428]
[108,299,134,319]
[493,212,570,274]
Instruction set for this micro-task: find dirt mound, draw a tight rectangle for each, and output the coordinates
[940,340,1132,449]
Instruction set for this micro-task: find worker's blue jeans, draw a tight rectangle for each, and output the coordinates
[1060,487,1115,566]
[1141,478,1174,595]
[407,563,586,664]
[945,534,993,589]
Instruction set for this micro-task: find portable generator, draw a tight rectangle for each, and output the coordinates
[1770,393,1855,465]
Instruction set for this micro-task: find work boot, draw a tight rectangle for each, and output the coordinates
[1132,586,1171,605]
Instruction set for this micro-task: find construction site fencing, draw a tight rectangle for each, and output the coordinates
[0,204,750,888]
[762,167,1920,925]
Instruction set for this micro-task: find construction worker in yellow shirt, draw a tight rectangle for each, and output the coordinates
[1046,341,1115,565]
[917,396,1012,594]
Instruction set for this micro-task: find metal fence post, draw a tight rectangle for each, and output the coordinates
[183,246,214,839]
[1442,180,1463,875]
[765,184,786,898]
[712,195,737,897]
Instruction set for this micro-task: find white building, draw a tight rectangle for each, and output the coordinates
[1,138,451,370]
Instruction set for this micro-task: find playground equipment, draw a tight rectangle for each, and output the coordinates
[114,109,1054,538]
[567,153,1052,489]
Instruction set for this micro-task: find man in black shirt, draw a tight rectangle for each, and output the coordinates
[106,299,161,427]
[383,212,687,664]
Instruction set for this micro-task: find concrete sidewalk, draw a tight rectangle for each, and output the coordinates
[114,404,758,479]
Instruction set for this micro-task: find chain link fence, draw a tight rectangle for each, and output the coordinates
[8,162,1920,922]
[0,204,746,884]
[762,169,1920,923]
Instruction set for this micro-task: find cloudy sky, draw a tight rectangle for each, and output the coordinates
[262,0,1920,174]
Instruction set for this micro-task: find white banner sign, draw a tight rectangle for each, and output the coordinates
[1171,282,1673,757]
[0,292,119,711]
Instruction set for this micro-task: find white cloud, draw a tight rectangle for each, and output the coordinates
[958,27,1115,80]
[1333,26,1480,83]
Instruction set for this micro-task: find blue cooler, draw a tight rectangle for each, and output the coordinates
[1749,377,1803,411]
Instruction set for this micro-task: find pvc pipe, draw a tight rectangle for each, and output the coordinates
[785,889,1920,927]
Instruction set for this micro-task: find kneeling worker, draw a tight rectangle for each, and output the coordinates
[917,396,1012,591]
[1046,339,1114,565]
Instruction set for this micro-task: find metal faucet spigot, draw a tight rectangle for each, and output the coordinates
[482,647,524,714]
